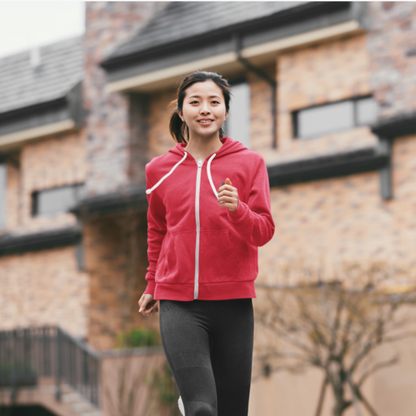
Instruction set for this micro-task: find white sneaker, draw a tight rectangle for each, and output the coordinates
[178,396,185,415]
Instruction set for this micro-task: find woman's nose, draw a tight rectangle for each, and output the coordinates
[200,103,210,114]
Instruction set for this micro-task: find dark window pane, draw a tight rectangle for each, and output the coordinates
[356,97,378,125]
[225,82,251,148]
[0,164,6,229]
[298,100,354,139]
[35,183,85,216]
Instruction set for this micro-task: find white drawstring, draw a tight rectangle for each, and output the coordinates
[207,153,218,198]
[146,152,188,194]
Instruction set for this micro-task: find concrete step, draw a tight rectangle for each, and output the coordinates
[60,383,103,416]
[71,401,97,413]
[80,412,102,416]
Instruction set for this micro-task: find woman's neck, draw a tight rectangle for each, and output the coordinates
[184,134,223,162]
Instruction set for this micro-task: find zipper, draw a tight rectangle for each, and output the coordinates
[194,158,203,299]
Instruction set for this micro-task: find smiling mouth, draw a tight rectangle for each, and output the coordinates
[198,120,214,124]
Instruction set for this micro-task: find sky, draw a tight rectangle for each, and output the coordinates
[0,1,85,58]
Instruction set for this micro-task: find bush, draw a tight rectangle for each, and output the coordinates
[116,328,162,348]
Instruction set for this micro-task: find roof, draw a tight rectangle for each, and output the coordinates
[105,1,307,62]
[0,36,83,115]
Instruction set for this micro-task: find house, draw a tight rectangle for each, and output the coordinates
[1,2,416,415]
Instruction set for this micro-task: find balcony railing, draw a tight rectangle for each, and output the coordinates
[0,326,100,407]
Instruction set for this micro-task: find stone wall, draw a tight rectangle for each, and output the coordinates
[368,2,416,119]
[83,2,167,196]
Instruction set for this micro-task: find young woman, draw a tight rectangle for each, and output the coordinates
[138,71,275,416]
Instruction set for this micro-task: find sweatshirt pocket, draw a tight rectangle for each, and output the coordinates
[163,231,196,284]
[199,230,240,283]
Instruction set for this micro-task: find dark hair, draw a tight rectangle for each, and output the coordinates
[169,71,231,143]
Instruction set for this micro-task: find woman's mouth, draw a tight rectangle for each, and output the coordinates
[198,119,214,125]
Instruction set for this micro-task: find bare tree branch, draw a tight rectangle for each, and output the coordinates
[357,355,399,387]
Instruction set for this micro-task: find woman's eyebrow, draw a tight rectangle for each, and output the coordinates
[188,94,221,99]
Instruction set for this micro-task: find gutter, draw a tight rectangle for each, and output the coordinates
[233,33,277,149]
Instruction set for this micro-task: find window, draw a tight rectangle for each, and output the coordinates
[293,96,378,140]
[0,164,6,229]
[32,183,85,216]
[224,82,251,148]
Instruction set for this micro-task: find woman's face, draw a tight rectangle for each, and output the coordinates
[178,80,228,141]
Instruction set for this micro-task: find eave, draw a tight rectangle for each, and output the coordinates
[371,112,416,139]
[0,226,82,257]
[0,81,84,153]
[102,2,366,93]
[267,146,389,187]
[72,185,148,217]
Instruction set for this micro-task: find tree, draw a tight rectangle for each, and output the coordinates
[255,260,416,416]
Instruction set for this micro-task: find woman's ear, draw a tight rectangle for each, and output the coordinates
[177,109,184,122]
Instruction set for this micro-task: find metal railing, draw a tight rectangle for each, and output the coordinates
[0,326,100,407]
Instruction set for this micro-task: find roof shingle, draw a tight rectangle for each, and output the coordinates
[106,2,305,61]
[0,36,83,115]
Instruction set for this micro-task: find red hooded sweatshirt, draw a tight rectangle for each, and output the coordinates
[144,136,275,301]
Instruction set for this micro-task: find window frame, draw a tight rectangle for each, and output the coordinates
[224,77,251,148]
[292,95,377,140]
[31,183,85,217]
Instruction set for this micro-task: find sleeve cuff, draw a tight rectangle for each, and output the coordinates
[144,279,156,297]
[227,200,249,222]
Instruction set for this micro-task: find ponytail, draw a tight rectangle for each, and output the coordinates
[168,100,189,144]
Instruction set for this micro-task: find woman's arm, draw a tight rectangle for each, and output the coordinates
[143,165,167,297]
[217,156,275,247]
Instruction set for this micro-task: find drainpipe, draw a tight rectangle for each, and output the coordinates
[233,33,278,148]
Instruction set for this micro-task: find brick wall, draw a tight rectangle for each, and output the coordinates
[4,160,20,231]
[0,130,88,336]
[368,2,416,119]
[2,132,86,235]
[258,132,416,287]
[248,65,275,156]
[268,33,377,165]
[84,211,157,349]
[0,247,88,337]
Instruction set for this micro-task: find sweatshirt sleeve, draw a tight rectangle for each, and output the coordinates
[226,155,275,247]
[144,164,167,297]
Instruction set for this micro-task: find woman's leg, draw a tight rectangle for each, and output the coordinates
[159,300,217,416]
[210,298,254,416]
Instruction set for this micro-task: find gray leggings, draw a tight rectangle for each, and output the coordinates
[159,298,254,416]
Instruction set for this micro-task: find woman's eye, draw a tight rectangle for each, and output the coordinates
[212,101,220,104]
[190,101,199,104]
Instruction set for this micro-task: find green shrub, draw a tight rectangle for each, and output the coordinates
[116,328,162,348]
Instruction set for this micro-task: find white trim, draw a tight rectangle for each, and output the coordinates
[0,164,6,230]
[107,20,362,93]
[0,119,76,150]
[242,20,361,58]
[107,52,238,93]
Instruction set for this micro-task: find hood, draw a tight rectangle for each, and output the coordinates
[169,136,247,160]
[146,137,247,196]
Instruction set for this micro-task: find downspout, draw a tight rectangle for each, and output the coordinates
[233,33,278,148]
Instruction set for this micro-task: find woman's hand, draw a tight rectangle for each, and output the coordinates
[218,178,239,212]
[138,294,159,316]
